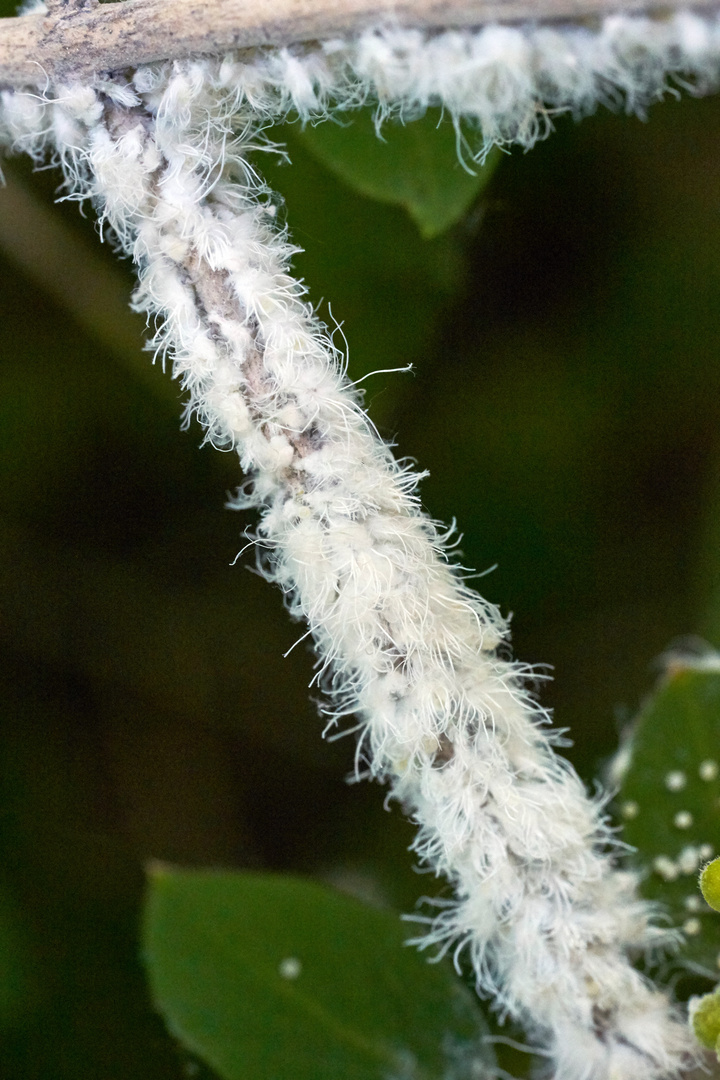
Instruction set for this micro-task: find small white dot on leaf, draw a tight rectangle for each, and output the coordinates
[700,844,715,861]
[279,956,302,980]
[674,811,693,830]
[683,918,701,936]
[678,845,700,874]
[684,895,703,912]
[620,800,639,820]
[653,856,679,881]
[700,759,719,782]
[665,770,687,792]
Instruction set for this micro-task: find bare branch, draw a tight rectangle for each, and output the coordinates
[0,0,718,86]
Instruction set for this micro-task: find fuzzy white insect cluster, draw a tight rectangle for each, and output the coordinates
[3,8,720,1079]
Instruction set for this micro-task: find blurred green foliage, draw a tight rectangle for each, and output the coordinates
[1,63,720,1079]
[298,108,502,238]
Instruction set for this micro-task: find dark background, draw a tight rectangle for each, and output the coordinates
[2,24,720,1076]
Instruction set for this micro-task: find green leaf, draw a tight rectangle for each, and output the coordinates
[261,130,467,422]
[618,663,720,972]
[142,867,495,1080]
[298,109,501,238]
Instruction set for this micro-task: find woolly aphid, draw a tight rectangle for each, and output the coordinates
[3,9,720,1080]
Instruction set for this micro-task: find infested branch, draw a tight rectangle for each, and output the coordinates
[0,8,712,1073]
[0,0,719,85]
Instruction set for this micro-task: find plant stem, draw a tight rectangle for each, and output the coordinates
[1,0,720,86]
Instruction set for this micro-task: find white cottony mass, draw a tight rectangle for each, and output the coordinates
[3,9,719,1078]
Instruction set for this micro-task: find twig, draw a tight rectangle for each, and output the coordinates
[0,0,719,85]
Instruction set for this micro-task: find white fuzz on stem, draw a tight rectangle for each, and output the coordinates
[2,11,718,1080]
